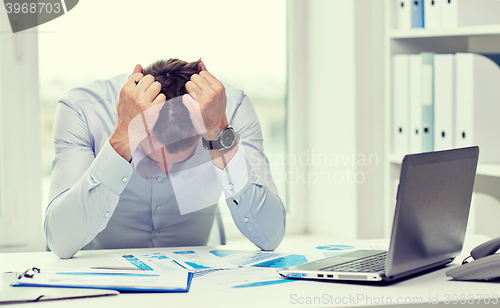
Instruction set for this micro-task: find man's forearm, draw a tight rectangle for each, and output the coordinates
[109,128,133,162]
[210,142,239,170]
[213,146,286,250]
[226,173,286,251]
[46,140,133,258]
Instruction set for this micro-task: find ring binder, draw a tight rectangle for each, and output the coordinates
[18,267,40,279]
[12,268,193,292]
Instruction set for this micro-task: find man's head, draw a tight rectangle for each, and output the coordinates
[139,58,202,167]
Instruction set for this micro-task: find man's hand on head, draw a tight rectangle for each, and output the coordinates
[110,64,166,162]
[183,61,229,140]
[183,62,238,169]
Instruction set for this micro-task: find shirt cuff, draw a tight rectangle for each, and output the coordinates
[214,145,251,198]
[88,139,134,194]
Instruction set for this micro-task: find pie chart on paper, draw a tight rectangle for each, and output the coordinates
[315,245,356,251]
[315,245,356,258]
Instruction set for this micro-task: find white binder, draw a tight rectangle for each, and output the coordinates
[421,53,435,153]
[397,0,412,30]
[455,53,500,163]
[393,55,410,155]
[424,0,442,29]
[433,54,455,151]
[442,0,500,28]
[409,54,422,154]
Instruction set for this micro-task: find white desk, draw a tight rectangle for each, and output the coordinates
[0,235,498,308]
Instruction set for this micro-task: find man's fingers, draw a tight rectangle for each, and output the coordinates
[129,64,143,78]
[199,70,221,87]
[152,93,166,106]
[198,61,207,71]
[123,72,144,91]
[185,80,201,95]
[190,74,212,92]
[136,74,156,93]
[143,81,162,103]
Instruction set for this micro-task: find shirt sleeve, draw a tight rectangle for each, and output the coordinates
[44,102,133,259]
[213,94,286,251]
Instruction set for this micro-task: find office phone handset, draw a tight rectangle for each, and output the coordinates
[446,237,500,281]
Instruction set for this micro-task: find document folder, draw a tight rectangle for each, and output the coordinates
[433,54,455,151]
[0,273,118,304]
[393,55,410,155]
[421,52,434,153]
[11,268,193,293]
[397,0,412,30]
[455,53,500,163]
[409,54,422,154]
[424,0,442,29]
[411,0,424,28]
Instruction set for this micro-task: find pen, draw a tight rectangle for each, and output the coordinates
[90,266,145,271]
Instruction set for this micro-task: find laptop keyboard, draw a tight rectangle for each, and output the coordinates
[320,252,387,273]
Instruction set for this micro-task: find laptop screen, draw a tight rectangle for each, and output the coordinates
[386,146,479,277]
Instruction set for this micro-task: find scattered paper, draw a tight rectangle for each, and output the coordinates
[208,250,307,268]
[113,250,237,271]
[193,267,294,292]
[301,241,389,262]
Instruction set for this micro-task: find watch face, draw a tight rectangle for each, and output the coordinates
[220,128,235,148]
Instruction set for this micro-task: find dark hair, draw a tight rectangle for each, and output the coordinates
[143,58,201,154]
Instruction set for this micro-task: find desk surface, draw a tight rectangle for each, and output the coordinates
[0,234,498,308]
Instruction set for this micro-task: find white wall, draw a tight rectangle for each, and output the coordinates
[306,0,358,238]
[288,0,385,239]
[0,8,44,252]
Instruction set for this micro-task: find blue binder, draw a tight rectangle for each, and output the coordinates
[411,0,424,28]
[421,52,434,152]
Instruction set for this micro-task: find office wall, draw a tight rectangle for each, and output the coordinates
[289,0,385,239]
[354,0,385,239]
[0,8,44,252]
[306,0,358,238]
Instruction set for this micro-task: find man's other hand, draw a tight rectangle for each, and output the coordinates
[184,61,229,140]
[110,64,166,162]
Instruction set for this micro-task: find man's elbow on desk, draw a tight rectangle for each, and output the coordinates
[253,218,286,251]
[46,235,79,259]
[45,228,79,259]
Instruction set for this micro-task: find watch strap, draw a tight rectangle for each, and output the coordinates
[202,138,223,150]
[202,126,236,150]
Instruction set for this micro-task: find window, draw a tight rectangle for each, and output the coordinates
[0,8,43,250]
[39,0,287,240]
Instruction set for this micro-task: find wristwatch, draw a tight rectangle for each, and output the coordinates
[202,125,237,150]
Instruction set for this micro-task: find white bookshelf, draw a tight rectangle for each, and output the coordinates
[383,0,500,236]
[388,154,500,178]
[390,24,500,38]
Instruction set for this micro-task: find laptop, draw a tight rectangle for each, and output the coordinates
[279,146,479,283]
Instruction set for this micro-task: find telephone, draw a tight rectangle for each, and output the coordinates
[446,237,500,281]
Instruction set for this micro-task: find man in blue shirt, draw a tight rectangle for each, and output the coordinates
[45,59,286,258]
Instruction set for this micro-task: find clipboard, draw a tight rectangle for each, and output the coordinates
[10,267,193,293]
[0,273,118,304]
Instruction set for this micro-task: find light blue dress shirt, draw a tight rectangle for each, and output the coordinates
[45,73,286,258]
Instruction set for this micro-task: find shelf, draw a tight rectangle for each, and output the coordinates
[388,154,404,164]
[387,154,500,177]
[389,24,500,39]
[476,164,500,178]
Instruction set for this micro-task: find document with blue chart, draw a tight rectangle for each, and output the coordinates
[193,267,295,292]
[113,250,237,271]
[301,241,389,261]
[208,250,307,268]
